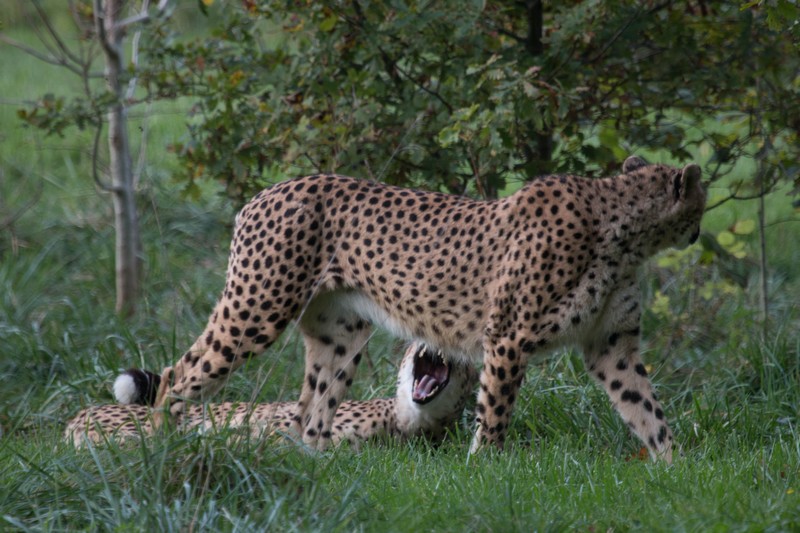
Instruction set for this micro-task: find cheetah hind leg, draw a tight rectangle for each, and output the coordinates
[297,294,372,451]
[150,305,292,429]
[585,334,674,463]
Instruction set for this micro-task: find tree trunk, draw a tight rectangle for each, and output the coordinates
[98,0,142,317]
[526,0,544,56]
[526,0,553,173]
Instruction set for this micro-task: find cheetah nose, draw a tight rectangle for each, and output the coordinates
[688,229,700,245]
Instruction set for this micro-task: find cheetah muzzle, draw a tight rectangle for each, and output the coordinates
[411,347,451,405]
[131,155,705,462]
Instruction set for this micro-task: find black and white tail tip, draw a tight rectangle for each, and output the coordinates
[113,368,162,406]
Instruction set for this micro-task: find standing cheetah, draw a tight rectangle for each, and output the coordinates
[146,155,705,462]
[65,344,477,447]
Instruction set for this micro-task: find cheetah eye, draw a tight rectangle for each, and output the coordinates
[672,172,682,201]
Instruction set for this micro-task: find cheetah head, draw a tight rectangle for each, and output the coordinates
[622,155,707,251]
[394,343,478,437]
[410,347,451,405]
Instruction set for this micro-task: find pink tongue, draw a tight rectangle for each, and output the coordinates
[413,375,439,400]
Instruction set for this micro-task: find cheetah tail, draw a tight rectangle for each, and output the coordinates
[113,368,162,406]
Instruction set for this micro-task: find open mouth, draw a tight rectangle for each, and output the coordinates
[412,346,450,404]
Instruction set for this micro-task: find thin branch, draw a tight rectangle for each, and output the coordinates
[392,60,454,114]
[28,11,66,64]
[765,217,800,228]
[32,0,84,66]
[0,180,42,233]
[123,0,173,102]
[704,181,782,212]
[346,2,452,112]
[586,2,672,64]
[132,102,153,189]
[492,26,526,45]
[94,0,120,62]
[757,163,769,335]
[0,34,103,78]
[91,116,118,193]
[127,28,143,100]
[114,0,170,31]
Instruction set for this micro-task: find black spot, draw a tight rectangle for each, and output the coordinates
[635,363,648,376]
[608,332,620,346]
[621,390,642,403]
[222,346,235,363]
[610,380,622,391]
[521,341,536,353]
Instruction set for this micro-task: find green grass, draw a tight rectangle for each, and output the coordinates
[1,196,797,531]
[2,9,800,533]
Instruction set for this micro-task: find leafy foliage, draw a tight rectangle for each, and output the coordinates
[130,1,800,204]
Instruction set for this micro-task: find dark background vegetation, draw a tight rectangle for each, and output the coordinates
[0,1,798,530]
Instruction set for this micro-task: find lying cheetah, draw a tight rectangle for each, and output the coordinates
[65,344,477,447]
[145,156,705,462]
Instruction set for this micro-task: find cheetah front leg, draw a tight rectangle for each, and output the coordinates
[470,337,528,453]
[583,329,674,463]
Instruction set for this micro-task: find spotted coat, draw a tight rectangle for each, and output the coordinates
[146,156,705,462]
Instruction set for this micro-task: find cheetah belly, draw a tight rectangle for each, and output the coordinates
[335,290,483,363]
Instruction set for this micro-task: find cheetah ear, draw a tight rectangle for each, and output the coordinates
[675,163,702,200]
[622,156,648,173]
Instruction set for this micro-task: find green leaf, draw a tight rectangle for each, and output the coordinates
[731,219,756,235]
[717,231,736,247]
[319,15,338,32]
[437,124,461,148]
